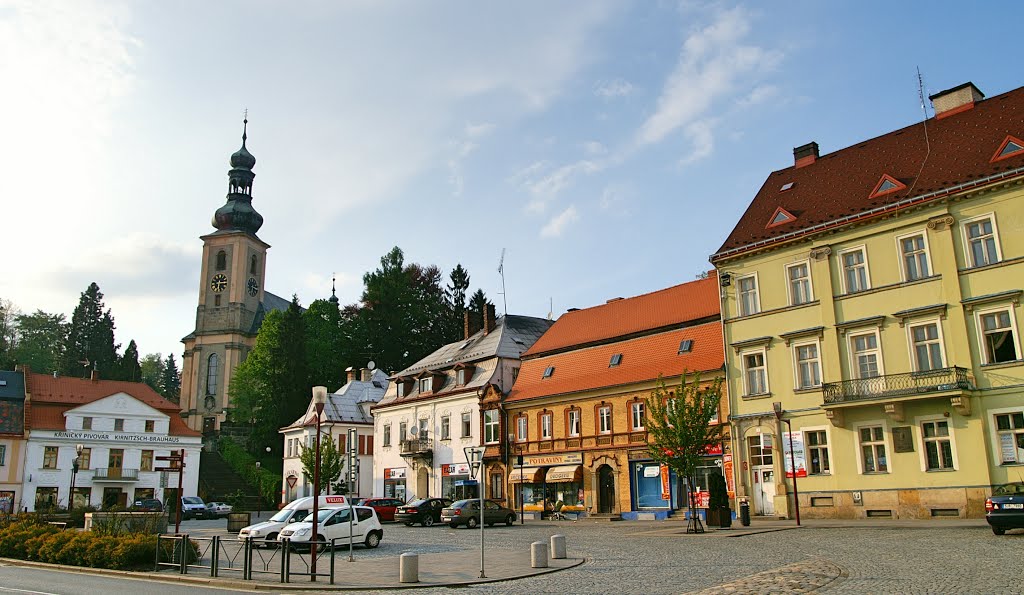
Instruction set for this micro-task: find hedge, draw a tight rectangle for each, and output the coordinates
[0,518,158,570]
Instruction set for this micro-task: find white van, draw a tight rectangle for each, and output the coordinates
[237,495,348,547]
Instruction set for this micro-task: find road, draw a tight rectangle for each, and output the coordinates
[0,564,247,595]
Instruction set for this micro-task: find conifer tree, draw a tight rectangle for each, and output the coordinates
[62,283,119,378]
[161,354,181,402]
[119,340,141,382]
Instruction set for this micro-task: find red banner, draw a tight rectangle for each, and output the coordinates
[660,464,670,500]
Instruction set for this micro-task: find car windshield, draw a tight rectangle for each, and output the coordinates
[183,497,203,504]
[269,509,294,522]
[993,482,1024,496]
[405,499,427,508]
[451,499,475,508]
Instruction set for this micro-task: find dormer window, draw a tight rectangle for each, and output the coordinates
[542,366,555,379]
[992,135,1024,162]
[868,174,906,199]
[419,377,432,394]
[454,363,476,386]
[766,206,797,229]
[609,354,623,367]
[396,378,412,398]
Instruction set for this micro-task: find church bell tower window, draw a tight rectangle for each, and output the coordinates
[216,251,227,271]
[207,353,219,395]
[250,255,258,275]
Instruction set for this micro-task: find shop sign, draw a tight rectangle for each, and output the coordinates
[385,467,407,480]
[702,443,723,456]
[525,452,582,466]
[51,430,185,444]
[723,453,736,499]
[695,490,710,508]
[660,464,670,500]
[643,466,660,478]
[782,431,807,478]
[441,463,470,476]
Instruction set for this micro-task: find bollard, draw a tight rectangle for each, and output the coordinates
[531,541,548,568]
[739,498,751,527]
[399,553,419,583]
[549,534,566,559]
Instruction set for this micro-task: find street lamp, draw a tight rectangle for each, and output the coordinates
[464,445,485,579]
[310,386,328,582]
[69,444,83,511]
[772,402,801,526]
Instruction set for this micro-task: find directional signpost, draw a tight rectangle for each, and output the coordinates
[155,449,186,533]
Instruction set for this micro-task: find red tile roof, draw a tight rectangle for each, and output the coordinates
[26,373,199,437]
[506,321,723,404]
[713,83,1024,260]
[522,273,721,357]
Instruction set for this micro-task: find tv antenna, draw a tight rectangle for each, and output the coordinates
[497,248,508,316]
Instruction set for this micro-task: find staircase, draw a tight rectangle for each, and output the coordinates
[199,450,260,506]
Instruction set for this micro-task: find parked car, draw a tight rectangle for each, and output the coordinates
[206,501,233,517]
[395,498,452,527]
[130,498,164,512]
[278,505,382,548]
[238,495,350,547]
[441,499,517,528]
[360,497,404,522]
[986,482,1024,535]
[181,496,207,520]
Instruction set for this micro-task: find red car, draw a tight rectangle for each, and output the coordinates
[360,497,404,522]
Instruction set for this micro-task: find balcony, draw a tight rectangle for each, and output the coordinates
[399,434,432,459]
[91,467,139,482]
[821,367,973,426]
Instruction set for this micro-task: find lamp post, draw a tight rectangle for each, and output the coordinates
[68,444,83,511]
[310,386,328,582]
[772,402,801,526]
[464,445,485,579]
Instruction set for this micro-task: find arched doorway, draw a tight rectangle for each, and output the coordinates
[598,465,615,513]
[416,467,429,499]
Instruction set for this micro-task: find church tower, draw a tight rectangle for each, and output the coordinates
[180,119,272,434]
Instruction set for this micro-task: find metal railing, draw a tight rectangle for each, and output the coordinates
[822,366,970,404]
[92,467,139,481]
[155,534,347,584]
[400,435,432,455]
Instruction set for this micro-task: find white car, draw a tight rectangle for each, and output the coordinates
[239,495,350,547]
[278,505,383,549]
[205,501,233,517]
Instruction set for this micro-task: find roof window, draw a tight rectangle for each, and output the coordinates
[780,182,794,192]
[542,366,555,379]
[992,135,1024,162]
[678,339,693,354]
[868,174,906,199]
[766,206,797,229]
[609,354,623,367]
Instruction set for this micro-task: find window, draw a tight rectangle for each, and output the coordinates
[140,450,153,472]
[540,413,552,440]
[737,275,759,316]
[859,426,888,473]
[250,255,258,275]
[598,406,612,434]
[841,248,869,293]
[794,342,821,389]
[399,422,407,442]
[910,322,944,371]
[383,424,391,447]
[806,430,830,475]
[542,366,555,379]
[850,331,882,379]
[82,417,92,430]
[78,448,91,470]
[206,353,219,396]
[287,438,294,457]
[215,250,226,271]
[484,410,499,444]
[742,350,768,396]
[419,378,432,394]
[747,434,773,466]
[567,409,580,437]
[0,445,5,466]
[980,309,1019,364]
[144,420,155,433]
[456,368,467,386]
[440,415,450,440]
[108,448,124,470]
[609,354,623,367]
[995,412,1024,464]
[35,487,58,510]
[489,472,503,500]
[963,215,1000,267]
[678,339,693,354]
[417,418,429,438]
[630,402,645,430]
[396,382,406,398]
[785,262,812,306]
[516,416,527,441]
[921,420,954,471]
[114,418,124,432]
[461,412,472,438]
[898,233,930,281]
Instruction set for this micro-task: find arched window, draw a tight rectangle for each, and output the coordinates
[206,353,219,396]
[216,251,227,271]
[250,255,258,275]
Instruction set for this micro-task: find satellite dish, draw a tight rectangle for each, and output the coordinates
[367,361,376,370]
[409,426,417,436]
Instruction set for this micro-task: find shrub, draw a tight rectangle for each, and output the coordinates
[0,519,160,570]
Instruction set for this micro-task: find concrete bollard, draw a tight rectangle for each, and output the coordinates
[550,534,567,559]
[399,552,419,583]
[531,541,548,568]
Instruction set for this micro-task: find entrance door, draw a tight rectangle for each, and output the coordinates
[102,487,125,509]
[752,467,775,515]
[416,467,429,499]
[598,465,615,514]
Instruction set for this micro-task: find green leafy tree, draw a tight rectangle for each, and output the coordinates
[303,298,345,389]
[119,340,141,382]
[10,310,67,373]
[161,354,181,403]
[644,372,724,533]
[0,298,19,369]
[298,434,345,496]
[140,353,165,394]
[62,283,119,378]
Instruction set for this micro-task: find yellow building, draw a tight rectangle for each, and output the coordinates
[712,82,1024,520]
[505,276,727,520]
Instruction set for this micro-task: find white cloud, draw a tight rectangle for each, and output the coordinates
[595,78,634,98]
[678,119,716,166]
[448,122,495,196]
[540,205,580,238]
[522,160,602,213]
[737,84,779,107]
[582,140,607,155]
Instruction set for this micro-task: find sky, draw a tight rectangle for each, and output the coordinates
[3,0,1024,364]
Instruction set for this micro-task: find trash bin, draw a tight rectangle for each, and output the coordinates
[226,512,251,532]
[739,498,751,526]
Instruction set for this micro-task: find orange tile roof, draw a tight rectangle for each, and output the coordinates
[523,273,721,357]
[26,373,200,437]
[506,321,723,404]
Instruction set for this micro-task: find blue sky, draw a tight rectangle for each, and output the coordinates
[3,0,1023,363]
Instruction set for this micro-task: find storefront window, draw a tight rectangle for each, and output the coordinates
[384,480,406,501]
[633,462,670,509]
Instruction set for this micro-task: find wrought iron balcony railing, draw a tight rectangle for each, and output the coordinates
[92,467,140,481]
[822,366,970,404]
[399,435,432,456]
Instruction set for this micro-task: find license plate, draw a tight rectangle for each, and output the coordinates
[1004,503,1024,509]
[441,516,452,521]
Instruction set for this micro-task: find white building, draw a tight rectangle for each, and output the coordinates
[372,307,552,503]
[23,371,201,511]
[279,368,388,503]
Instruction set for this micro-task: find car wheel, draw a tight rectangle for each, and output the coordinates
[505,514,515,526]
[364,531,381,548]
[423,515,435,527]
[992,525,1006,535]
[265,533,279,547]
[404,522,414,527]
[467,516,478,529]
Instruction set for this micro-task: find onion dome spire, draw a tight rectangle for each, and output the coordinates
[212,113,264,235]
[329,274,339,305]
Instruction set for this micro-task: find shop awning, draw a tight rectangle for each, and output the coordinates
[508,467,543,483]
[545,465,582,483]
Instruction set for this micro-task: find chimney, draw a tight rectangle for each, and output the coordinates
[930,82,984,120]
[90,370,99,382]
[464,311,482,340]
[483,304,496,335]
[361,368,372,382]
[793,142,819,168]
[345,366,356,384]
[606,297,624,304]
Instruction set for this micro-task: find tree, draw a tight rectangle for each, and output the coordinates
[161,354,181,403]
[140,353,165,394]
[277,297,310,427]
[119,340,141,382]
[644,371,724,533]
[62,283,119,378]
[0,298,19,369]
[298,433,345,496]
[443,264,471,342]
[10,310,67,373]
[303,298,345,389]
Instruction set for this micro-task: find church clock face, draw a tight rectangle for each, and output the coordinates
[247,277,259,297]
[211,273,228,293]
